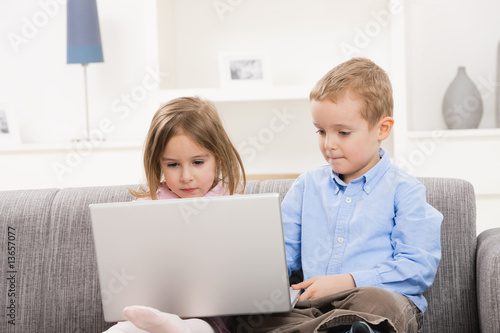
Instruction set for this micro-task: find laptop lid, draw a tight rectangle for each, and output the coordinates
[89,193,297,322]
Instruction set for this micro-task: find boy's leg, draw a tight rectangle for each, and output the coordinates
[232,287,422,333]
[232,304,329,333]
[327,287,422,333]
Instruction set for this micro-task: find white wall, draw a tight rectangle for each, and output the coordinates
[0,0,498,233]
[0,0,392,190]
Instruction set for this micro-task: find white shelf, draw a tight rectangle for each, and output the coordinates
[406,128,500,140]
[158,86,311,103]
[0,141,143,153]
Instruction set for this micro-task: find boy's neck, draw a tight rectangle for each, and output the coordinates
[338,148,384,184]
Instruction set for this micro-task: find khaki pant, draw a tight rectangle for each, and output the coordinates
[232,287,422,333]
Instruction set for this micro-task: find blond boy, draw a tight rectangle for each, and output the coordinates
[235,58,443,333]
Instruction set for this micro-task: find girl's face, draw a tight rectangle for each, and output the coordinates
[160,133,217,198]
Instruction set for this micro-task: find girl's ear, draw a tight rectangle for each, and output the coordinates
[378,116,394,141]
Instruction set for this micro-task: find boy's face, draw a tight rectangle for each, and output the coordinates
[311,93,392,184]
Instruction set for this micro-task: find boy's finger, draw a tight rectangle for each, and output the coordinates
[293,277,314,289]
[298,288,313,301]
[292,281,307,289]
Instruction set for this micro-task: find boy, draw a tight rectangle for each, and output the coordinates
[235,58,443,333]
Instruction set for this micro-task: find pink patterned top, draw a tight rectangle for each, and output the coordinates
[137,182,229,200]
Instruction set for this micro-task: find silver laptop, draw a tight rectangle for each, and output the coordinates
[89,193,300,322]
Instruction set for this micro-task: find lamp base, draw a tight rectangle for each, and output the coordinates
[70,137,106,144]
[71,128,106,143]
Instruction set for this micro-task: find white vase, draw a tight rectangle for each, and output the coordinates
[442,67,483,129]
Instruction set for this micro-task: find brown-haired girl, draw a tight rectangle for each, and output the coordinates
[105,96,245,333]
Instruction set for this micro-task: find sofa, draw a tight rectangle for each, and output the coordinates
[0,177,499,333]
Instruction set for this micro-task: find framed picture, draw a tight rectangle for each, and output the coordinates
[0,103,21,144]
[219,52,272,87]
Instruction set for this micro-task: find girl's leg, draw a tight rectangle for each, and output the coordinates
[124,306,216,333]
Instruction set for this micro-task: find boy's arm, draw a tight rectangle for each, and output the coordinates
[350,182,443,296]
[284,176,357,300]
[281,177,305,276]
[294,182,442,301]
[292,274,355,300]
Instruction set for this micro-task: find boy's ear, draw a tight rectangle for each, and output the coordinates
[377,117,394,141]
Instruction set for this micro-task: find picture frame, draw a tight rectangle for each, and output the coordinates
[0,103,21,144]
[219,52,272,87]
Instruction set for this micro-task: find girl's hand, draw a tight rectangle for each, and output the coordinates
[292,274,356,301]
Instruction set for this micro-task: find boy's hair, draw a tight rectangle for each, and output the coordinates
[132,96,246,199]
[309,57,393,128]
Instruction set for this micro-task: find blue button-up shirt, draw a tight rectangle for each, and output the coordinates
[282,148,443,313]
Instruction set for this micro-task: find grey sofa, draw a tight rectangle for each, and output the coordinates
[0,177,498,333]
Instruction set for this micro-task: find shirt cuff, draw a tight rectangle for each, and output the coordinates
[350,269,381,288]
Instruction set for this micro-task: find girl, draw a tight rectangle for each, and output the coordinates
[105,96,245,333]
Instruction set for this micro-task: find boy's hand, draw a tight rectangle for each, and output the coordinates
[292,274,355,301]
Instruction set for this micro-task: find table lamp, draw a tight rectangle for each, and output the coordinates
[67,0,104,141]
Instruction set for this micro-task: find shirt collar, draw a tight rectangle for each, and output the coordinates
[362,147,391,194]
[205,182,229,197]
[330,147,390,194]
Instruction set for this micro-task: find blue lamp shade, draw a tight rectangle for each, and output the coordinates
[67,0,104,64]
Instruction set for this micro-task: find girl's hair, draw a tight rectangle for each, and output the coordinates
[131,97,246,199]
[309,57,393,128]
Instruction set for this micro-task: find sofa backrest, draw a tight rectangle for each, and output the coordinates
[1,185,138,333]
[0,177,479,332]
[419,177,479,332]
[1,188,60,332]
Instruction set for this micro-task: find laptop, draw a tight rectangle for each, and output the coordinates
[89,193,300,322]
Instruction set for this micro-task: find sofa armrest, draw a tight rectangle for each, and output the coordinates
[477,227,500,333]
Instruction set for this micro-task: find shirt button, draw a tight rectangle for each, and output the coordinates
[365,185,370,190]
[338,237,344,243]
[346,197,351,203]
